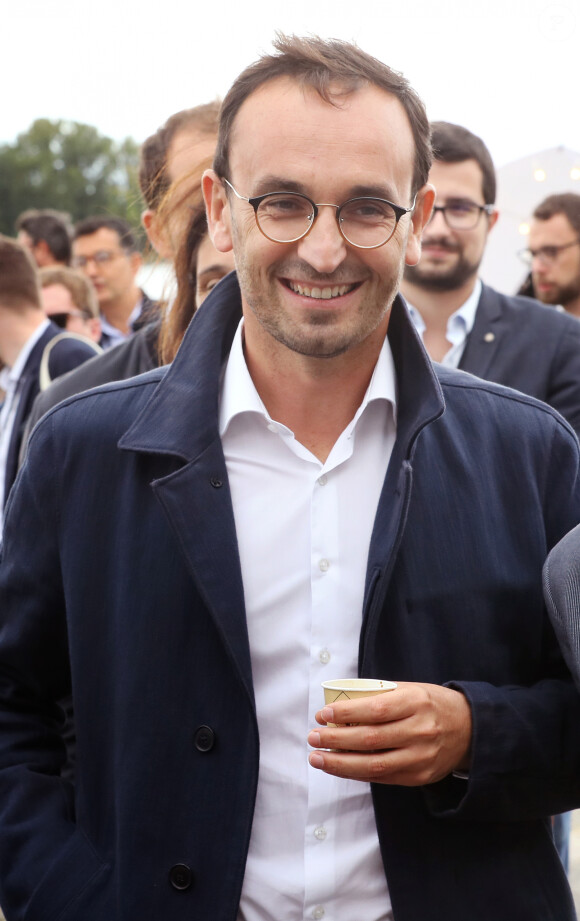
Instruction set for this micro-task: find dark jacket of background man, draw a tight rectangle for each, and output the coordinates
[401,122,580,438]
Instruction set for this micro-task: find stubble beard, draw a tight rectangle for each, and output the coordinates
[404,245,480,293]
[534,271,580,309]
[234,249,401,360]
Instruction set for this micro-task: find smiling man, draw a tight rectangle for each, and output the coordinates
[0,36,580,921]
[401,122,580,437]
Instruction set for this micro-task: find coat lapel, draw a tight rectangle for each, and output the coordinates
[459,284,505,379]
[360,295,445,672]
[118,274,254,695]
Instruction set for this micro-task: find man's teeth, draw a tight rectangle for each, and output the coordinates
[289,282,355,299]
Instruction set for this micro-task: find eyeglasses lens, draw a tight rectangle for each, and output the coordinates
[50,313,70,328]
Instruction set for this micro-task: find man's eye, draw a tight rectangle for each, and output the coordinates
[346,202,392,221]
[448,203,476,216]
[261,196,310,217]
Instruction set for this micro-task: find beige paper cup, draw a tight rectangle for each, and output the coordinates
[321,678,397,727]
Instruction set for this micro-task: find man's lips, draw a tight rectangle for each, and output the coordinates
[284,279,360,300]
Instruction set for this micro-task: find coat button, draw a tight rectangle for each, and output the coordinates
[169,863,193,891]
[194,725,215,752]
[210,476,223,488]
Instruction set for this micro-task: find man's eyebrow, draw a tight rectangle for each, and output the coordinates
[251,177,402,202]
[250,176,307,196]
[348,183,401,202]
[438,196,481,207]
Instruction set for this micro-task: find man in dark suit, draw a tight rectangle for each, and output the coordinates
[0,237,98,530]
[401,122,580,438]
[1,36,580,921]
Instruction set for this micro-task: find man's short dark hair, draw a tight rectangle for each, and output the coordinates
[138,102,220,211]
[73,216,138,253]
[0,236,41,311]
[214,33,432,197]
[430,121,496,205]
[15,209,73,264]
[533,193,580,237]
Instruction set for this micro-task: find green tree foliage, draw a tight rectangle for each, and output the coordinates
[0,119,142,237]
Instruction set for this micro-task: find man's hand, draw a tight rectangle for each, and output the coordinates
[307,682,472,786]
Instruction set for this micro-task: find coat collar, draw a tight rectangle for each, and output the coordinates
[119,272,445,461]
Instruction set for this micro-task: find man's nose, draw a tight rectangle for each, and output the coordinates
[296,206,347,274]
[83,259,99,278]
[531,253,548,273]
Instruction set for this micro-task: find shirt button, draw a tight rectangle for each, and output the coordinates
[319,648,331,665]
[314,825,327,841]
[267,422,278,433]
[312,907,326,920]
[318,474,328,486]
[318,559,329,572]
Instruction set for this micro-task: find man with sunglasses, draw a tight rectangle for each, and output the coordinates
[1,36,580,921]
[527,193,580,317]
[402,122,580,437]
[39,266,102,344]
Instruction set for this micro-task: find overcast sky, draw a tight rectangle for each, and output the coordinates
[3,0,574,168]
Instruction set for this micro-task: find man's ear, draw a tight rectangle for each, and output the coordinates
[34,239,53,267]
[130,249,144,279]
[86,317,102,344]
[487,209,499,234]
[405,183,436,266]
[202,169,234,253]
[141,209,173,261]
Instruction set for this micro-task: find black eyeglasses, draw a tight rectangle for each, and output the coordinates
[71,250,125,269]
[519,239,580,266]
[223,179,416,249]
[428,201,495,231]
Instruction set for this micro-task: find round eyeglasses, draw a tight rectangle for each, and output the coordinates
[428,201,496,231]
[223,179,416,250]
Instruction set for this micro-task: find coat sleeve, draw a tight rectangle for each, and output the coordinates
[0,413,108,919]
[424,413,580,821]
[543,523,580,691]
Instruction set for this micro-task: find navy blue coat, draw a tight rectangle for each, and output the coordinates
[459,284,580,437]
[1,273,580,920]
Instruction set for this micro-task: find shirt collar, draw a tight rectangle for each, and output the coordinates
[7,318,50,386]
[99,295,144,341]
[407,278,482,341]
[219,318,398,439]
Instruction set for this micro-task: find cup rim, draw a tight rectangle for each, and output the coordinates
[321,678,397,692]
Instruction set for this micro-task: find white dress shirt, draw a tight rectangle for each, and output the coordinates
[99,296,144,350]
[0,319,50,530]
[406,279,482,368]
[220,320,397,921]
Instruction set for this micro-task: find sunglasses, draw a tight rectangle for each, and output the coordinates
[49,310,88,328]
